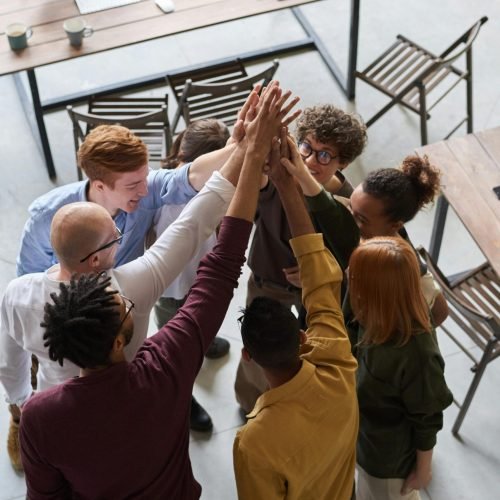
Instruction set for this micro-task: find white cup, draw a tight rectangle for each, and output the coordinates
[63,18,93,47]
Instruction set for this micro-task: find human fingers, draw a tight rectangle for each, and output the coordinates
[287,136,303,163]
[270,136,281,168]
[280,127,289,158]
[231,119,245,143]
[282,111,302,128]
[274,89,292,111]
[279,157,297,175]
[259,81,280,111]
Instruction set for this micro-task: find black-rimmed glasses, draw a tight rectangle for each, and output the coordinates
[80,227,123,263]
[118,294,135,330]
[298,141,338,165]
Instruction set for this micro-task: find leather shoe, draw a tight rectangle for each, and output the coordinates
[205,337,230,359]
[190,397,213,432]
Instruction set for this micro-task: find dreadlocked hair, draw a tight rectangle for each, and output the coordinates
[41,273,122,369]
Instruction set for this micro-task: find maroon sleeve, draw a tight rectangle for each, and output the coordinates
[134,216,252,380]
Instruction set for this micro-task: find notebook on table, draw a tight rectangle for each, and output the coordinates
[75,0,143,15]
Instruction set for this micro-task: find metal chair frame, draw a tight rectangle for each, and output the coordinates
[167,59,279,133]
[356,17,488,145]
[418,246,500,435]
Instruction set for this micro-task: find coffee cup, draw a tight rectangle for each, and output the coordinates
[6,23,33,51]
[63,18,93,47]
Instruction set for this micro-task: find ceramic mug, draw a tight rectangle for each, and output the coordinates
[63,18,93,47]
[6,23,33,50]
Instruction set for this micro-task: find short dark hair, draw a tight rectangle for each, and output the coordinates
[295,104,367,164]
[363,155,440,223]
[41,273,121,369]
[162,119,229,169]
[239,297,301,370]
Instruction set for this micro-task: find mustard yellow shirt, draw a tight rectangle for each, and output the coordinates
[233,233,359,500]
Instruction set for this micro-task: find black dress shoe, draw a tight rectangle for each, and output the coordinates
[190,396,213,432]
[205,337,230,359]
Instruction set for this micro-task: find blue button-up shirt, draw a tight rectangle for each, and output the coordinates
[16,165,195,276]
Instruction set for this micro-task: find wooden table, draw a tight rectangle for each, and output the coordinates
[416,127,500,277]
[0,0,361,179]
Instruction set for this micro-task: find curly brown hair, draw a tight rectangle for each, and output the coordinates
[295,104,367,164]
[363,155,441,223]
[77,125,148,186]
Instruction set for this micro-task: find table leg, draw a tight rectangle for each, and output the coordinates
[429,195,449,263]
[346,0,360,99]
[13,69,57,180]
[291,0,360,99]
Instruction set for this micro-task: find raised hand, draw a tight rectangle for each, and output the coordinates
[229,85,261,145]
[280,137,322,197]
[264,126,293,186]
[245,82,300,157]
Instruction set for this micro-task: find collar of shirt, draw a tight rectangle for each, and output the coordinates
[247,360,316,418]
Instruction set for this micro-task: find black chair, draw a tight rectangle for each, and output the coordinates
[167,58,279,133]
[418,247,500,435]
[67,95,172,180]
[356,17,488,145]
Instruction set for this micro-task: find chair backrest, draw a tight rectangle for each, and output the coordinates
[404,16,488,93]
[439,16,488,65]
[167,59,279,132]
[167,59,248,102]
[417,247,500,346]
[67,97,171,180]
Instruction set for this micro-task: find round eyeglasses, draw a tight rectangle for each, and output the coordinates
[298,141,337,165]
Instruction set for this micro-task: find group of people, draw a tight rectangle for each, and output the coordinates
[0,81,453,500]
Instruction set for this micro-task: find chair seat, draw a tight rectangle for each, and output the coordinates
[418,246,500,435]
[355,17,487,145]
[448,263,500,358]
[357,35,467,115]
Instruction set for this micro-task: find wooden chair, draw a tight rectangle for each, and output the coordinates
[418,247,500,435]
[167,58,279,133]
[356,17,488,145]
[67,95,172,180]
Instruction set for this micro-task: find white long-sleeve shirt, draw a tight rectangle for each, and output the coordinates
[154,205,217,301]
[0,172,234,406]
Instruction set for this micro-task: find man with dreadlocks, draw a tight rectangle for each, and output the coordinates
[17,82,293,499]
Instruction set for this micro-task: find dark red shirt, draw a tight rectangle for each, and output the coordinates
[20,216,252,500]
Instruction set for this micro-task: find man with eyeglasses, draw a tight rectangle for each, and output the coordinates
[17,82,292,499]
[235,104,368,414]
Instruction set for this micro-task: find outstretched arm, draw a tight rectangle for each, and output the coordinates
[227,83,297,222]
[185,89,257,191]
[143,82,300,373]
[278,136,359,271]
[269,130,354,366]
[266,127,315,237]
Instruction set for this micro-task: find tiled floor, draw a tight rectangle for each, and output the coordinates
[1,1,499,498]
